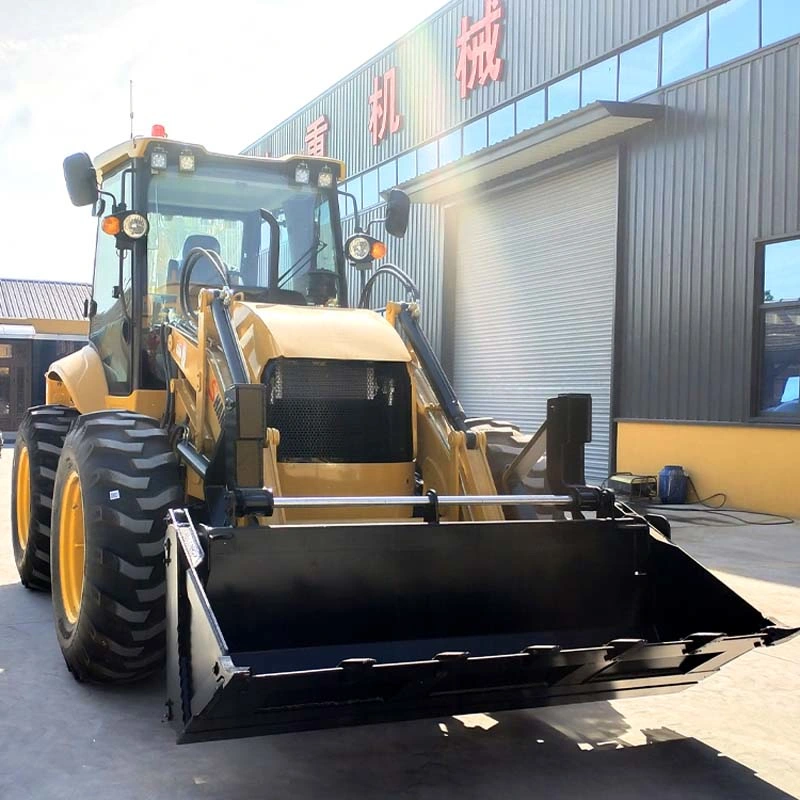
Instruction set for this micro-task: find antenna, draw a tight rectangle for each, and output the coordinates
[129,79,134,139]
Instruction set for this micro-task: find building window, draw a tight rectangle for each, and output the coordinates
[361,168,379,208]
[758,238,800,418]
[762,0,800,45]
[709,0,759,68]
[661,12,708,86]
[396,151,417,184]
[417,141,438,175]
[618,37,659,100]
[488,104,515,145]
[463,116,488,155]
[581,55,618,105]
[439,129,462,166]
[515,90,544,133]
[379,161,397,193]
[347,175,362,213]
[547,73,580,120]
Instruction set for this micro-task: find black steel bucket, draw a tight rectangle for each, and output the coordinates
[165,510,795,743]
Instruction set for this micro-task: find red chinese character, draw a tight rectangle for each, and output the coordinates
[455,0,505,100]
[305,115,329,157]
[368,67,403,146]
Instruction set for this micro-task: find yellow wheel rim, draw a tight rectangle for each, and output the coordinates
[59,471,85,625]
[15,446,31,550]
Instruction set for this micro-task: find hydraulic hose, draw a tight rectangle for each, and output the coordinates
[358,263,420,309]
[179,247,231,324]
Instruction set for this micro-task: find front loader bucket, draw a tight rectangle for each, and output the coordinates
[165,510,796,743]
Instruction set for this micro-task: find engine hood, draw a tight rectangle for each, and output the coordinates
[231,302,411,380]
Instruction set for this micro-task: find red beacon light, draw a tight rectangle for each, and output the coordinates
[151,124,167,138]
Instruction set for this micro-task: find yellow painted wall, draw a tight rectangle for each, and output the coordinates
[617,421,800,518]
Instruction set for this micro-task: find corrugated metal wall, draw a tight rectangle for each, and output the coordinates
[244,0,720,174]
[617,38,800,423]
[342,204,445,352]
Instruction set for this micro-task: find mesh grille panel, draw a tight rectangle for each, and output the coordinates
[264,359,412,463]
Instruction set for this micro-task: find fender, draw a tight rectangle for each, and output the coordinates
[46,345,108,413]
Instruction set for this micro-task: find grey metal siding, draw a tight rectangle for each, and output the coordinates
[617,39,800,423]
[245,0,721,173]
[342,204,445,353]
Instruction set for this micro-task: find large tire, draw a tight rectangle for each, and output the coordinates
[11,405,80,590]
[50,411,182,683]
[467,418,548,521]
[466,418,547,494]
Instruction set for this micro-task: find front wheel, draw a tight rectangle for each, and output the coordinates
[50,411,182,682]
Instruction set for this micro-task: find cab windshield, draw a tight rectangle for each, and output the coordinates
[145,159,343,314]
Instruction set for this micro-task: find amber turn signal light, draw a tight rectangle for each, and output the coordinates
[102,216,121,236]
[370,240,387,260]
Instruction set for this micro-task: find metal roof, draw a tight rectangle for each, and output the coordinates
[0,279,91,322]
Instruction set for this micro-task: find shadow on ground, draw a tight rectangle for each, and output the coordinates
[0,583,793,800]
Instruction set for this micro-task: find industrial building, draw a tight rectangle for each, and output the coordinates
[244,0,800,515]
[0,279,89,435]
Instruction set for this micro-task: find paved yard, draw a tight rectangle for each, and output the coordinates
[0,451,798,799]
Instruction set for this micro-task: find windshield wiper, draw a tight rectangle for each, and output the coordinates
[278,240,327,289]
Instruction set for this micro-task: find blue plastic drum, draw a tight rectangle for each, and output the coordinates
[658,465,688,504]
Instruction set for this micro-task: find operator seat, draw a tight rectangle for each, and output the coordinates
[183,234,226,285]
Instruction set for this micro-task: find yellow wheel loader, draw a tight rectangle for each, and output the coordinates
[10,132,797,743]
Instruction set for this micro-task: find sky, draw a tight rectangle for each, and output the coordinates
[0,0,446,284]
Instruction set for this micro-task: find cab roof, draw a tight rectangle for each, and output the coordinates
[93,136,346,181]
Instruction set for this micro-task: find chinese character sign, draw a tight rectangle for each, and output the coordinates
[455,0,505,100]
[305,115,329,157]
[369,67,403,146]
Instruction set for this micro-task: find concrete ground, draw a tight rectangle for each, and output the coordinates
[0,452,798,800]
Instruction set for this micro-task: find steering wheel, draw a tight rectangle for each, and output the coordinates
[301,269,340,305]
[178,247,232,323]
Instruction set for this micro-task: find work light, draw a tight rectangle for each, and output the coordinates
[178,150,196,172]
[347,235,371,262]
[151,147,168,171]
[294,162,311,184]
[121,213,149,239]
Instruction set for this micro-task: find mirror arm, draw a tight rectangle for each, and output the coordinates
[99,190,117,206]
[337,190,361,231]
[364,215,387,235]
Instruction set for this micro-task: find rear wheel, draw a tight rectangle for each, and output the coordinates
[50,411,182,683]
[467,418,548,520]
[11,405,80,590]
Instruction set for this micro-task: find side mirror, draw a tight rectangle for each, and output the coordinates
[63,152,99,207]
[384,189,410,238]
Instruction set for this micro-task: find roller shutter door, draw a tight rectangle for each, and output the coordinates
[452,156,618,482]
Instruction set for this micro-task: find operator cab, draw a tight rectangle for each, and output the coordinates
[64,135,349,394]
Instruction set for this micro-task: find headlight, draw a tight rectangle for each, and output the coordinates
[150,147,168,171]
[122,213,149,239]
[317,166,334,188]
[347,235,371,262]
[294,162,311,184]
[178,150,195,172]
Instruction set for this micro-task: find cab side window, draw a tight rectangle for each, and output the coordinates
[90,171,132,395]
